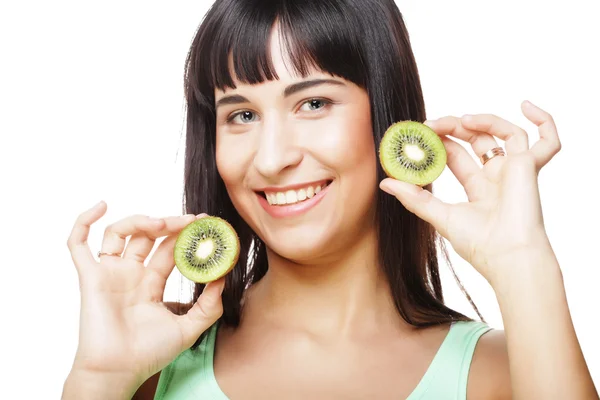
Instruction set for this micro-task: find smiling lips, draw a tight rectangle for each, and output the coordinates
[256,180,332,218]
[265,182,329,206]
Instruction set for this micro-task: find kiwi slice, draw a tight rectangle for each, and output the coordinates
[379,121,447,186]
[173,216,240,283]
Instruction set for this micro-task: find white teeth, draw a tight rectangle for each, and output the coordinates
[297,189,307,201]
[265,182,329,206]
[285,190,297,203]
[276,192,286,205]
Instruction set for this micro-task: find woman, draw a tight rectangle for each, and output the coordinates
[61,0,597,399]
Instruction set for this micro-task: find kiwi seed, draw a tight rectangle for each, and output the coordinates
[173,216,240,284]
[379,121,447,186]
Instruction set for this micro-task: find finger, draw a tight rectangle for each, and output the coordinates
[145,234,179,300]
[441,136,480,192]
[146,214,199,275]
[425,117,500,160]
[122,233,156,264]
[123,214,196,263]
[177,279,225,348]
[145,213,205,274]
[146,234,178,286]
[100,215,166,257]
[380,178,450,237]
[522,100,561,169]
[146,214,200,287]
[460,113,529,155]
[67,201,107,270]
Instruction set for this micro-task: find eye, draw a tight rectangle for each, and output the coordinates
[299,98,331,112]
[227,110,257,124]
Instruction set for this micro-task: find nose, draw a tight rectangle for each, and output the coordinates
[253,114,303,178]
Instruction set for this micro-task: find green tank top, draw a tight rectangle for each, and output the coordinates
[154,320,492,399]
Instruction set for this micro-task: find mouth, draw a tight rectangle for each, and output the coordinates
[258,180,332,206]
[255,179,333,218]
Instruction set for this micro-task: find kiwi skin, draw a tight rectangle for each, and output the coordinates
[378,120,447,186]
[174,216,240,284]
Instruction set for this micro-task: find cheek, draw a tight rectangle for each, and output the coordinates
[316,107,377,179]
[215,132,250,188]
[215,134,255,226]
[321,103,379,226]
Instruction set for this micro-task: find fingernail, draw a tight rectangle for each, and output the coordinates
[381,179,415,195]
[196,213,207,219]
[204,280,224,304]
[524,100,536,108]
[380,179,410,195]
[380,181,393,195]
[462,114,473,120]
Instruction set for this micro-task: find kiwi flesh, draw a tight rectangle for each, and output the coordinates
[379,121,447,186]
[173,216,240,284]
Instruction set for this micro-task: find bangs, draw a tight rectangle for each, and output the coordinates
[202,0,368,93]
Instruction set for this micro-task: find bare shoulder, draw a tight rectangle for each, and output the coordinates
[132,302,194,400]
[467,328,512,400]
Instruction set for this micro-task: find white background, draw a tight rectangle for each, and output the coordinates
[1,0,598,397]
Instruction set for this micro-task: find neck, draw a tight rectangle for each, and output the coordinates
[243,226,405,338]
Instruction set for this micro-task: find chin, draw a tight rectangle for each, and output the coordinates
[261,223,337,264]
[228,179,376,264]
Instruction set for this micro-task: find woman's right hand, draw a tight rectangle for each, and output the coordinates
[63,201,225,398]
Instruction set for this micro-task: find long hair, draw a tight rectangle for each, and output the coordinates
[182,0,482,349]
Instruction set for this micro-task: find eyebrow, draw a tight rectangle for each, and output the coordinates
[215,79,346,109]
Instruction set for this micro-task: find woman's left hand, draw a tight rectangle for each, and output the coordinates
[380,100,562,286]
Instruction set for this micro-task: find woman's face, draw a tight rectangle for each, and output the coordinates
[214,32,378,262]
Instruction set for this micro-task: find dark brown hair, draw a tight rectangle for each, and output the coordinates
[181,0,482,349]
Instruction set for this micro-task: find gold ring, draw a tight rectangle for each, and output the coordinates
[480,147,506,165]
[97,251,122,258]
